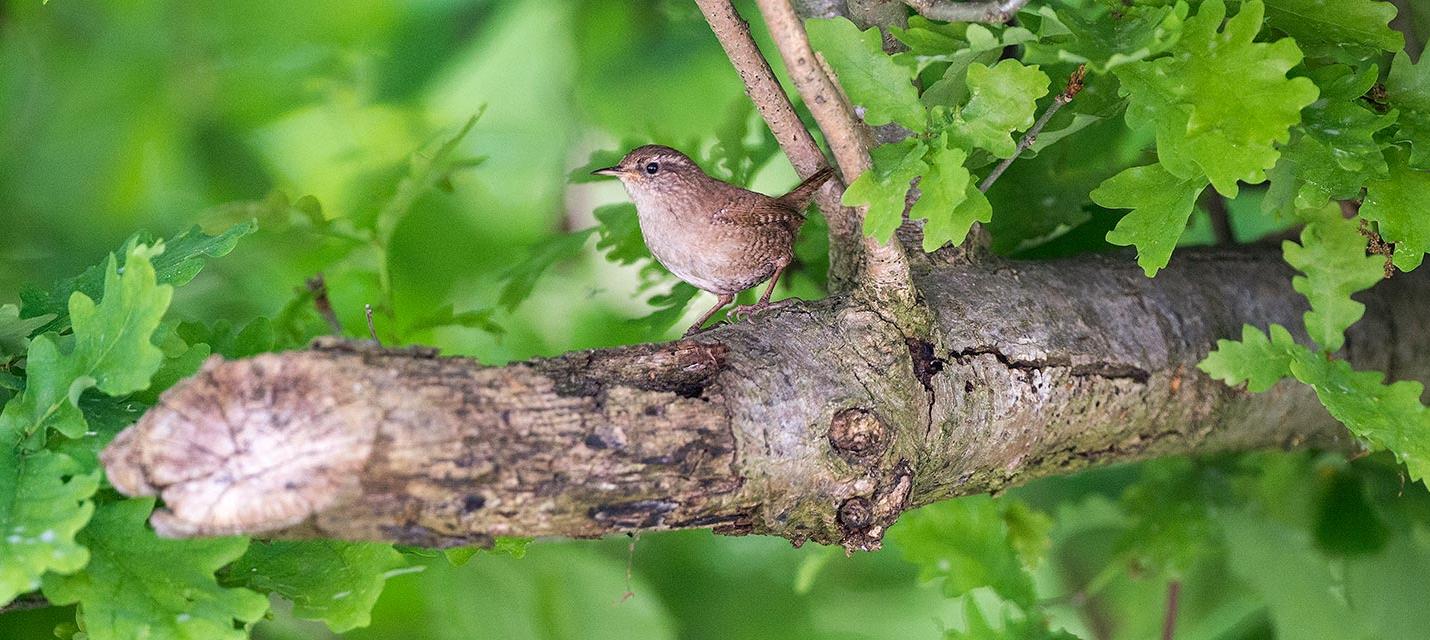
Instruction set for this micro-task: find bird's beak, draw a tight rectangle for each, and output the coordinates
[591,166,622,177]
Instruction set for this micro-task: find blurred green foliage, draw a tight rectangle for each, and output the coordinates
[3,0,1430,639]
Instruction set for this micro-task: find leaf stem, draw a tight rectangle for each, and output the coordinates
[979,65,1087,193]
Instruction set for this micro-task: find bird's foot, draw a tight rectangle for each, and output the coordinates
[729,298,798,322]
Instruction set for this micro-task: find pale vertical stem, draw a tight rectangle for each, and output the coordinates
[753,0,916,298]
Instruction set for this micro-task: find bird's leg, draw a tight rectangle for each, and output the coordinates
[730,266,794,321]
[683,293,735,338]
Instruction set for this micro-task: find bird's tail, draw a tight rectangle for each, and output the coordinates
[777,167,835,210]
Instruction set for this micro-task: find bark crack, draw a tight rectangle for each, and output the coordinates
[948,346,1151,384]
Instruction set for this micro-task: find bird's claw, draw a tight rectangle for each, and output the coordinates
[729,298,797,321]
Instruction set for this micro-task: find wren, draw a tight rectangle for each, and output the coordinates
[593,145,833,337]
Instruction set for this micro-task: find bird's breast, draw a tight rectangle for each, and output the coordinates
[631,198,789,295]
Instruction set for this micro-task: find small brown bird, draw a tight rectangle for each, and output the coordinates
[593,145,833,337]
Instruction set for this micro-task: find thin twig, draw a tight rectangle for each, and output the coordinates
[695,0,862,288]
[364,304,380,344]
[753,0,916,293]
[306,275,345,335]
[1203,192,1234,246]
[904,0,1030,23]
[1162,580,1181,640]
[980,65,1086,193]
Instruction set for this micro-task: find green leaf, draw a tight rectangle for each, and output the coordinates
[633,283,701,334]
[709,101,781,185]
[497,230,595,311]
[136,322,212,404]
[896,20,1037,107]
[442,536,533,567]
[405,304,503,336]
[1000,501,1053,570]
[69,246,171,397]
[1263,0,1404,54]
[0,243,172,444]
[1025,0,1187,72]
[20,221,255,334]
[949,60,1051,159]
[1117,459,1221,577]
[890,496,1038,609]
[1275,65,1397,207]
[1092,163,1208,276]
[225,540,408,632]
[176,317,277,360]
[945,596,1081,640]
[1286,351,1430,484]
[1362,151,1430,271]
[0,304,53,365]
[1283,217,1385,351]
[42,499,269,640]
[1114,0,1319,196]
[373,113,482,245]
[0,450,99,605]
[844,139,928,241]
[594,203,651,268]
[1387,50,1430,170]
[1198,324,1296,392]
[910,142,977,250]
[806,18,926,130]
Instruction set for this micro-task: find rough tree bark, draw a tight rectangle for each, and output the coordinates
[102,250,1426,551]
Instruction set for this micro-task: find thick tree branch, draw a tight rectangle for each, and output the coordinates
[904,0,1029,23]
[754,0,917,300]
[102,249,1427,552]
[696,0,862,290]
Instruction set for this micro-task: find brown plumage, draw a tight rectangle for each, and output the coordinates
[593,145,833,336]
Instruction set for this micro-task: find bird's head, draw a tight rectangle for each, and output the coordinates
[591,145,708,197]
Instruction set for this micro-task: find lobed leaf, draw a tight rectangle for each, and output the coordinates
[1386,50,1430,170]
[1198,324,1297,393]
[844,139,928,241]
[1287,352,1430,484]
[1262,0,1403,55]
[949,60,1051,159]
[1275,64,1397,208]
[1025,0,1187,72]
[42,499,269,640]
[1092,163,1208,277]
[0,243,173,446]
[1362,151,1430,272]
[909,142,977,250]
[225,540,409,633]
[1283,217,1385,352]
[1114,0,1319,196]
[806,18,926,130]
[889,496,1040,609]
[0,450,99,605]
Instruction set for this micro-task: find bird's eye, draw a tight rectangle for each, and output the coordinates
[644,162,660,175]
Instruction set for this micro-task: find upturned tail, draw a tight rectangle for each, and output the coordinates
[776,167,835,210]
